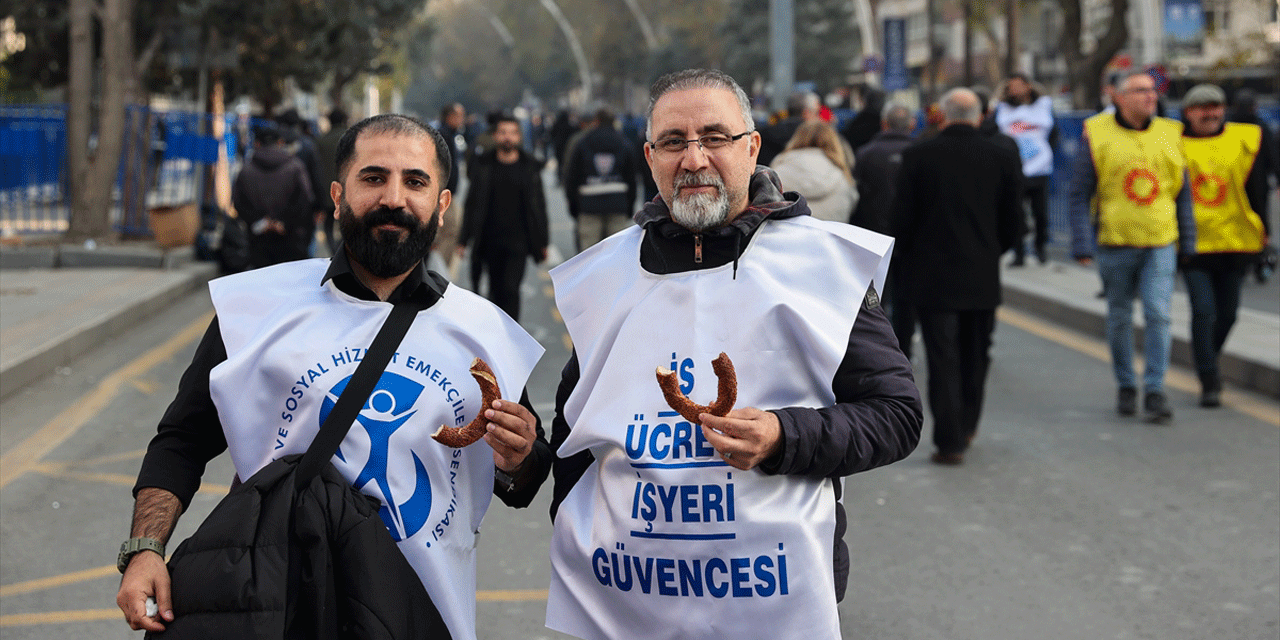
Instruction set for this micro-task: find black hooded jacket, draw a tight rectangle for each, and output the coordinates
[549,167,923,602]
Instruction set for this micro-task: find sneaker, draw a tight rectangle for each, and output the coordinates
[1199,388,1222,408]
[1144,391,1173,424]
[1117,387,1138,416]
[1036,246,1048,264]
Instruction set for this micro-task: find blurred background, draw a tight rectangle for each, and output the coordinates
[0,0,1276,243]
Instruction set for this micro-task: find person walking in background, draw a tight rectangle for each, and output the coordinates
[757,91,813,167]
[563,108,638,251]
[1179,83,1270,408]
[852,102,914,235]
[770,119,857,223]
[549,109,576,177]
[1227,89,1279,284]
[459,116,549,321]
[313,107,348,254]
[436,102,467,277]
[995,73,1057,266]
[1069,71,1196,423]
[852,102,917,357]
[760,91,856,170]
[466,110,503,182]
[841,85,887,153]
[545,68,921,640]
[892,88,1024,466]
[231,123,314,268]
[276,108,322,256]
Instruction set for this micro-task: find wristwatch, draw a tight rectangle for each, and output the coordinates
[494,467,517,492]
[117,537,165,574]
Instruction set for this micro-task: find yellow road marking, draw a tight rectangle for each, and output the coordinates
[128,378,160,394]
[0,311,214,489]
[0,565,118,598]
[476,588,549,601]
[543,285,555,298]
[0,609,122,626]
[562,333,573,353]
[997,307,1279,427]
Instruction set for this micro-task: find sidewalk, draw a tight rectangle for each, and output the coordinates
[1002,259,1279,398]
[0,255,217,399]
[1,251,1276,401]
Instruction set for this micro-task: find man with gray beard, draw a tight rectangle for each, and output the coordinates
[544,69,922,640]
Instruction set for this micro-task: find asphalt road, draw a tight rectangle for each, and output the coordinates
[1,173,1276,639]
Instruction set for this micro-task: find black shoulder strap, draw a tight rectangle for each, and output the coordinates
[294,302,419,489]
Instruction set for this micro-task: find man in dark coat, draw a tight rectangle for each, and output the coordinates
[892,87,1025,465]
[563,108,638,251]
[459,115,549,321]
[231,124,314,268]
[852,102,915,234]
[313,107,348,254]
[756,91,814,166]
[852,101,917,357]
[841,86,887,153]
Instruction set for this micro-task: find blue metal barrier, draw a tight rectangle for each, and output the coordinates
[0,105,69,234]
[0,104,227,238]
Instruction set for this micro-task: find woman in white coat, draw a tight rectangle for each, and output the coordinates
[770,120,858,223]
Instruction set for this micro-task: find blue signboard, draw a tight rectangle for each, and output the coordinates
[882,18,909,91]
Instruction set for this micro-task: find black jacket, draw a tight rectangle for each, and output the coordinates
[459,148,549,260]
[549,167,923,602]
[891,124,1025,310]
[563,125,638,218]
[757,117,803,167]
[155,456,449,639]
[851,130,914,234]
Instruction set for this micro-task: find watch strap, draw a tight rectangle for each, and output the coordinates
[118,537,165,573]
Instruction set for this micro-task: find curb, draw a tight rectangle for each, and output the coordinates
[0,262,218,400]
[1002,272,1280,399]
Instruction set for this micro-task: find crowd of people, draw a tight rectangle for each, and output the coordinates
[118,66,1275,640]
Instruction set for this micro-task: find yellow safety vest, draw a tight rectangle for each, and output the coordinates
[1085,114,1186,247]
[1183,122,1265,254]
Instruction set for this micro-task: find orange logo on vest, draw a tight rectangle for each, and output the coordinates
[1122,168,1160,206]
[1192,173,1228,207]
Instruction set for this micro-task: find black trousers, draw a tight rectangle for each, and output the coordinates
[471,248,527,321]
[918,308,996,455]
[1014,175,1050,259]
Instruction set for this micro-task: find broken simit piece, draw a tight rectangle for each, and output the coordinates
[655,352,737,424]
[432,357,501,447]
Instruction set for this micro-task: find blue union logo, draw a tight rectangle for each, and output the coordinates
[320,371,433,541]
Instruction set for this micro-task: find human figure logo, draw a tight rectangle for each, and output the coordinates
[320,372,433,541]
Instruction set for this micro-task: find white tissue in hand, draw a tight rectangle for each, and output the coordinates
[145,597,158,618]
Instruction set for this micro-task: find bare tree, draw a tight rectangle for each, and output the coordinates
[1057,0,1129,109]
[66,0,160,241]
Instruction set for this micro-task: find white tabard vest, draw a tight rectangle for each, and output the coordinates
[995,95,1055,177]
[546,217,892,640]
[207,259,543,640]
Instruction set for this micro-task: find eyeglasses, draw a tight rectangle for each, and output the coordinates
[649,131,751,154]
